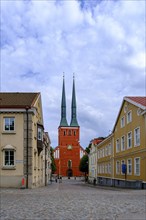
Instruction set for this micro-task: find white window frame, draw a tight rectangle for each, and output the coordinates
[108,163,111,174]
[105,146,108,156]
[127,110,132,124]
[127,158,132,175]
[121,136,125,151]
[108,144,111,155]
[116,139,120,152]
[2,145,16,168]
[97,150,99,159]
[116,161,120,174]
[3,117,15,131]
[121,116,125,128]
[127,131,132,149]
[102,148,104,157]
[4,150,15,166]
[134,157,140,176]
[134,127,140,146]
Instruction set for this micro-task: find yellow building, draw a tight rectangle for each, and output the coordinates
[0,92,51,188]
[89,96,146,188]
[113,96,146,189]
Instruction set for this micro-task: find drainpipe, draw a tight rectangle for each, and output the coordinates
[26,106,29,189]
[45,143,47,186]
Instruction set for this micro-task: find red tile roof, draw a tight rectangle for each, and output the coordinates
[0,92,40,108]
[91,138,105,145]
[125,96,146,108]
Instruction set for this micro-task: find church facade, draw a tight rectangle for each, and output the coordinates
[54,77,85,177]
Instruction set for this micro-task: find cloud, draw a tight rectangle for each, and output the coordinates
[1,0,145,147]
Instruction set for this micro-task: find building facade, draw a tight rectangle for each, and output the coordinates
[0,92,51,188]
[54,77,86,177]
[113,96,146,188]
[89,96,146,189]
[88,138,104,182]
[96,134,114,186]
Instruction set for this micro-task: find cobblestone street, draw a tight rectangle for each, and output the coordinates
[1,178,146,220]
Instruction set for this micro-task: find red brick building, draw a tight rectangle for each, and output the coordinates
[54,77,86,177]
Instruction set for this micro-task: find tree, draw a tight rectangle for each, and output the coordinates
[85,143,92,154]
[79,155,88,176]
[50,147,56,173]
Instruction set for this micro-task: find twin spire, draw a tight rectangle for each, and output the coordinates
[60,75,79,127]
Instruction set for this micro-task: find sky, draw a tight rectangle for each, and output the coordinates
[1,0,145,148]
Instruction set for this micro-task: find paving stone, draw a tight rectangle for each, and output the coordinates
[0,178,146,220]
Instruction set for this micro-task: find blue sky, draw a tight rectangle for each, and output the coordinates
[1,0,145,148]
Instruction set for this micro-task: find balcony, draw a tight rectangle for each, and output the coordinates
[37,139,43,155]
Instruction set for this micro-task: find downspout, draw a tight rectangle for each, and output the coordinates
[26,106,29,189]
[45,144,47,186]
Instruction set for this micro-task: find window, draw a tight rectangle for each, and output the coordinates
[108,163,111,174]
[121,116,125,128]
[38,127,43,140]
[74,130,76,136]
[105,164,108,174]
[108,144,111,155]
[134,127,140,146]
[68,160,72,168]
[4,117,15,131]
[116,139,120,152]
[121,136,125,151]
[105,146,108,156]
[68,130,71,136]
[64,131,66,136]
[127,159,132,175]
[102,164,104,173]
[102,148,104,157]
[134,158,140,175]
[127,111,132,123]
[127,132,132,148]
[116,161,120,174]
[4,150,15,166]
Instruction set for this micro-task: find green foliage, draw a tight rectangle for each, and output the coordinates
[79,155,88,173]
[85,143,92,154]
[50,147,56,173]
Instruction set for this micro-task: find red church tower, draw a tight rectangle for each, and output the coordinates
[54,76,85,177]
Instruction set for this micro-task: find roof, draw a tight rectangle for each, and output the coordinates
[113,96,146,132]
[124,96,146,109]
[91,137,105,145]
[0,92,40,108]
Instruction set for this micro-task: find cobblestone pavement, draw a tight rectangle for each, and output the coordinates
[0,178,146,220]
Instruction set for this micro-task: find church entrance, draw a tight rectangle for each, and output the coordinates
[67,169,73,177]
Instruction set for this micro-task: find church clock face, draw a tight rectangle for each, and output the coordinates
[67,145,72,150]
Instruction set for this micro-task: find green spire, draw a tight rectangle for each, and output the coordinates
[70,75,79,127]
[60,75,68,127]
